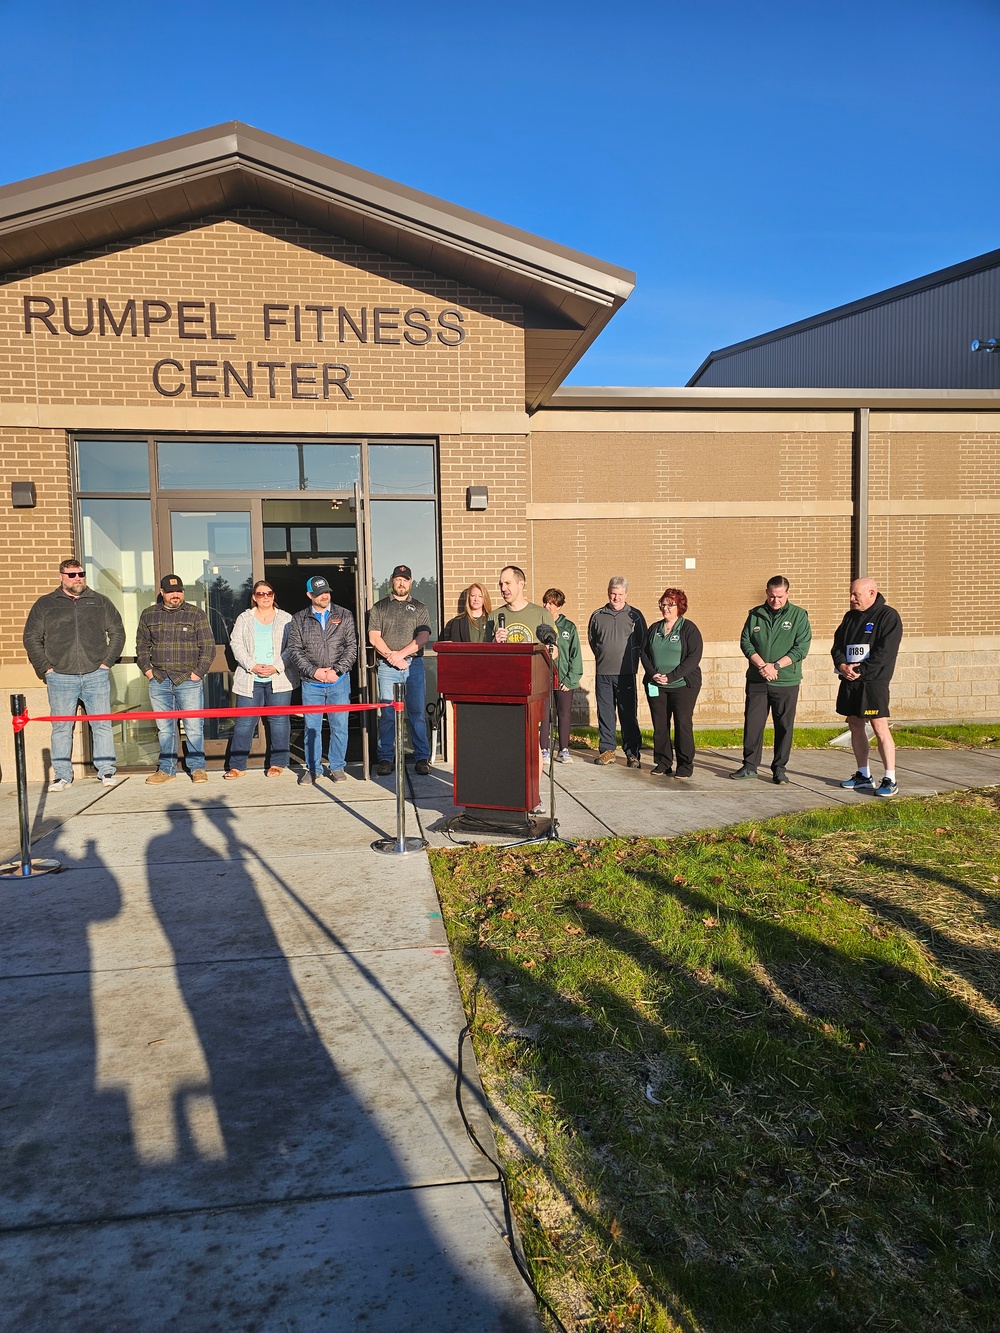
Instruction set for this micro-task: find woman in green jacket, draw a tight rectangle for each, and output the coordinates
[540,588,583,762]
[639,588,704,778]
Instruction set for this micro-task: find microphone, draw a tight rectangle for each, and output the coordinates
[536,624,556,646]
[497,612,505,629]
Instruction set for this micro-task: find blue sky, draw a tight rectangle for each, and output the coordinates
[2,0,997,385]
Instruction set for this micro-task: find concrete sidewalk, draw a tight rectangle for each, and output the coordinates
[1,745,997,1330]
[0,773,541,1332]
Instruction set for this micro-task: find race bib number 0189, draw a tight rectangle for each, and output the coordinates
[846,643,870,663]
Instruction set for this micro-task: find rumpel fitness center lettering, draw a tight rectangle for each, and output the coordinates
[19,295,468,401]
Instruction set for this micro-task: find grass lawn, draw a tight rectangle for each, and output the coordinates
[431,790,1000,1332]
[570,722,1000,751]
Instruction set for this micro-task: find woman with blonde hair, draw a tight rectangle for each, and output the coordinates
[225,580,299,777]
[439,582,495,642]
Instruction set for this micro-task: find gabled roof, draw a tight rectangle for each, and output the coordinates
[0,122,635,411]
[687,245,1000,389]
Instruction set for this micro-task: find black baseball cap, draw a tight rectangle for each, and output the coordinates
[391,565,412,580]
[306,575,331,595]
[160,574,183,592]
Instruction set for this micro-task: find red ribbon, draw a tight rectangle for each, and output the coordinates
[13,699,405,727]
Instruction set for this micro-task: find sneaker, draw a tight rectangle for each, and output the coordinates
[875,777,899,798]
[146,771,175,785]
[98,774,118,788]
[595,751,616,765]
[626,756,641,769]
[48,777,72,792]
[191,769,209,784]
[675,770,693,779]
[650,762,669,775]
[297,770,318,786]
[773,768,789,785]
[377,761,393,776]
[841,770,875,791]
[730,765,758,780]
[329,769,347,783]
[555,749,573,764]
[414,760,431,776]
[540,749,550,763]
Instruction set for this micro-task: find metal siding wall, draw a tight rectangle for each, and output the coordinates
[695,266,1000,387]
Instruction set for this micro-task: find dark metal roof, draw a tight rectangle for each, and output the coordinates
[0,122,635,411]
[688,246,1000,389]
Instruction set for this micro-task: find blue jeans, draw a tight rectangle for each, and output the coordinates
[301,675,350,774]
[148,677,206,775]
[376,658,429,763]
[46,668,117,783]
[229,682,292,771]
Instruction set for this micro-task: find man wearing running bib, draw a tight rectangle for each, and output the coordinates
[831,577,903,798]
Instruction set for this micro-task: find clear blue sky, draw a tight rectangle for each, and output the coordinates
[2,0,998,385]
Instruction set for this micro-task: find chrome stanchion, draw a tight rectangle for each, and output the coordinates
[372,683,428,856]
[2,693,61,878]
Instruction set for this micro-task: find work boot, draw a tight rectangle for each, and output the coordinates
[595,751,616,765]
[146,771,175,785]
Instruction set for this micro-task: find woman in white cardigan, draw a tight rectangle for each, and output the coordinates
[225,581,299,777]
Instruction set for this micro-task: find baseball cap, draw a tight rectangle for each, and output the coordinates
[391,565,412,580]
[160,574,184,592]
[306,575,331,595]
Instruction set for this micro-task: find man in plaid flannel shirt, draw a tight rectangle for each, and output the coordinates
[136,574,215,784]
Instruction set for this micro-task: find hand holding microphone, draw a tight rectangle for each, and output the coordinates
[495,611,507,643]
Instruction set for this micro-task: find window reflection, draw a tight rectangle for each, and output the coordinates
[77,440,149,493]
[368,444,435,495]
[302,444,360,490]
[158,441,300,490]
[80,499,156,648]
[370,500,438,637]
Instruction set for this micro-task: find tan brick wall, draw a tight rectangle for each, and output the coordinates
[530,430,852,503]
[0,210,524,413]
[438,433,530,619]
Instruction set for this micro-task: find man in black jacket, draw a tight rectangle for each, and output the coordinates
[831,578,903,798]
[286,575,358,784]
[23,558,126,791]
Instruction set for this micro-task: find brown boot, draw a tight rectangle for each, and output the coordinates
[145,770,175,785]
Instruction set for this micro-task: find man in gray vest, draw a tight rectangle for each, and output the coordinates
[587,576,647,768]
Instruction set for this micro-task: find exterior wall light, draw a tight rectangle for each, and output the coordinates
[11,481,37,508]
[466,485,488,511]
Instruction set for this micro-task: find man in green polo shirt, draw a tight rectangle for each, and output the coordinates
[731,575,812,785]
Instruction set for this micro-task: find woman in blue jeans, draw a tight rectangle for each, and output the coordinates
[225,581,298,777]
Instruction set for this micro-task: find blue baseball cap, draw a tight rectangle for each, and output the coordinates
[306,576,331,595]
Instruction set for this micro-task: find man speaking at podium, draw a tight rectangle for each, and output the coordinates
[493,566,555,645]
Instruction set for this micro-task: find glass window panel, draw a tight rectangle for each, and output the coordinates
[79,499,156,650]
[77,440,149,493]
[168,510,254,643]
[108,664,160,764]
[263,526,288,554]
[369,500,438,638]
[315,525,357,554]
[368,444,435,495]
[302,444,360,491]
[158,440,300,490]
[290,526,312,552]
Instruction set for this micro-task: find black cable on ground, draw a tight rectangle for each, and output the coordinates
[453,965,570,1333]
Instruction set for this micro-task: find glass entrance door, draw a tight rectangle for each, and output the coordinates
[156,503,257,756]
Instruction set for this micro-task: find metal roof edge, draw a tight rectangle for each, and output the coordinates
[685,244,1000,384]
[0,122,636,306]
[545,385,1000,411]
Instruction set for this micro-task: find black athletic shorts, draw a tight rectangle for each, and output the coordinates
[836,678,891,719]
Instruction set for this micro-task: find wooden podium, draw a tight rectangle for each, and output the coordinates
[435,642,553,822]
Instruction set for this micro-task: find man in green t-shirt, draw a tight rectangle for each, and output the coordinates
[731,575,812,785]
[493,565,555,644]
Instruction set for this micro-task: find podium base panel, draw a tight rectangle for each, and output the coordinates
[455,701,530,810]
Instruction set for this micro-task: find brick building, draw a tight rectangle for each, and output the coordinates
[1,125,998,777]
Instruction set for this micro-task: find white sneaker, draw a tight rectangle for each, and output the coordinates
[556,749,573,764]
[540,749,550,762]
[48,777,72,792]
[98,774,119,788]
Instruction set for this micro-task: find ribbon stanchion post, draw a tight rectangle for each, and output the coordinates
[1,694,61,879]
[372,683,428,856]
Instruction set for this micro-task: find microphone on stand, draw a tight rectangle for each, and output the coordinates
[536,624,556,647]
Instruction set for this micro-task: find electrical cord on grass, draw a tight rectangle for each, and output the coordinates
[454,955,570,1332]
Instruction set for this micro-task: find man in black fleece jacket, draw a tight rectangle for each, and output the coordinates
[831,578,903,798]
